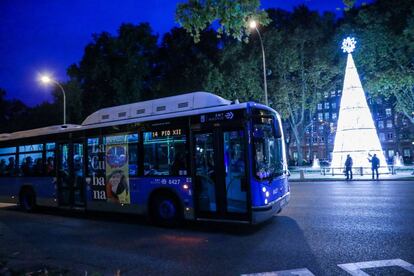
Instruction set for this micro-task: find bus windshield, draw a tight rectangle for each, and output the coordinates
[253,118,284,180]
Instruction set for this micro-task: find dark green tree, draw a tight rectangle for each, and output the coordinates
[68,23,158,117]
[266,7,339,164]
[203,38,262,102]
[176,0,270,42]
[154,28,220,97]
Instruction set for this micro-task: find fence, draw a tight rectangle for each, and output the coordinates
[289,165,414,180]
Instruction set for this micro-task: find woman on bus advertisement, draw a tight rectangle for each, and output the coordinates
[105,141,130,204]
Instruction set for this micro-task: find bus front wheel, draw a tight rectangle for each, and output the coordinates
[19,188,36,212]
[150,193,182,227]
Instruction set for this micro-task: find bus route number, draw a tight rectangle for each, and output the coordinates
[153,129,182,137]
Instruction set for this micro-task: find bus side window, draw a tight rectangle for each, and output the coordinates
[0,147,17,176]
[18,144,44,177]
[143,130,187,176]
[19,153,43,177]
[46,152,55,176]
[0,156,16,176]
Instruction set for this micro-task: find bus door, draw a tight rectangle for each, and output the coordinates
[57,141,86,207]
[193,127,248,221]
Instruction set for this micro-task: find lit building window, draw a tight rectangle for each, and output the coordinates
[386,120,392,128]
[385,108,392,117]
[318,113,323,121]
[332,102,337,109]
[324,112,329,120]
[379,133,385,141]
[319,125,324,131]
[403,149,411,157]
[388,149,394,158]
[378,121,384,129]
[331,91,336,97]
[324,92,329,98]
[324,102,330,109]
[332,113,337,120]
[317,103,323,110]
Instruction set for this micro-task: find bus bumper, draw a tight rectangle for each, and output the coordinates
[251,192,290,224]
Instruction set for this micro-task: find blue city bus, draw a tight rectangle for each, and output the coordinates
[0,92,290,225]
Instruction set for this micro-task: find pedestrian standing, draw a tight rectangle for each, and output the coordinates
[345,154,353,180]
[368,153,380,180]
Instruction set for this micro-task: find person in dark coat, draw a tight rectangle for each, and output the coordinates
[369,154,380,180]
[345,154,353,180]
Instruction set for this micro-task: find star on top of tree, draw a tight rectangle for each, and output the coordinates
[341,37,356,54]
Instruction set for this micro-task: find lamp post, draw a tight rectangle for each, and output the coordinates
[40,75,66,126]
[249,20,268,106]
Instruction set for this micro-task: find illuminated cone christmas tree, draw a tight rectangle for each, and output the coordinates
[331,37,387,174]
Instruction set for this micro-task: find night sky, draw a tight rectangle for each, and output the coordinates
[0,0,370,106]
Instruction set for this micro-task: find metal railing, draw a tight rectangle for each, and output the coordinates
[289,165,414,179]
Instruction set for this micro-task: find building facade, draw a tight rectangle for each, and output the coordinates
[284,90,414,166]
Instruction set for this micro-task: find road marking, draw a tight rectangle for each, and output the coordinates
[242,268,315,276]
[338,258,414,275]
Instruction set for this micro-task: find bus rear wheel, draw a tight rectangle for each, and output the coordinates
[150,193,182,227]
[20,188,36,212]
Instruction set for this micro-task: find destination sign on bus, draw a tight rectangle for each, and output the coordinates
[152,128,183,138]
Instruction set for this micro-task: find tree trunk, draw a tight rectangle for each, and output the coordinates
[290,119,304,166]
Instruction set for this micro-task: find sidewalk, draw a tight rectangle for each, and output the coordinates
[289,166,414,182]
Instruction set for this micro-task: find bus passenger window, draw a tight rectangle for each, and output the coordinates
[143,130,187,176]
[44,143,56,176]
[0,157,14,176]
[0,147,17,176]
[18,144,44,177]
[46,151,55,176]
[20,153,43,176]
[45,155,55,176]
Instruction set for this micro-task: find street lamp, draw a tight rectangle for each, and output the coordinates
[40,75,66,126]
[249,20,268,106]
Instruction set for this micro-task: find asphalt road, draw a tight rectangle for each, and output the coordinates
[1,180,413,275]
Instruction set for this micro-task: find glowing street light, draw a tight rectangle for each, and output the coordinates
[40,74,67,126]
[249,20,268,106]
